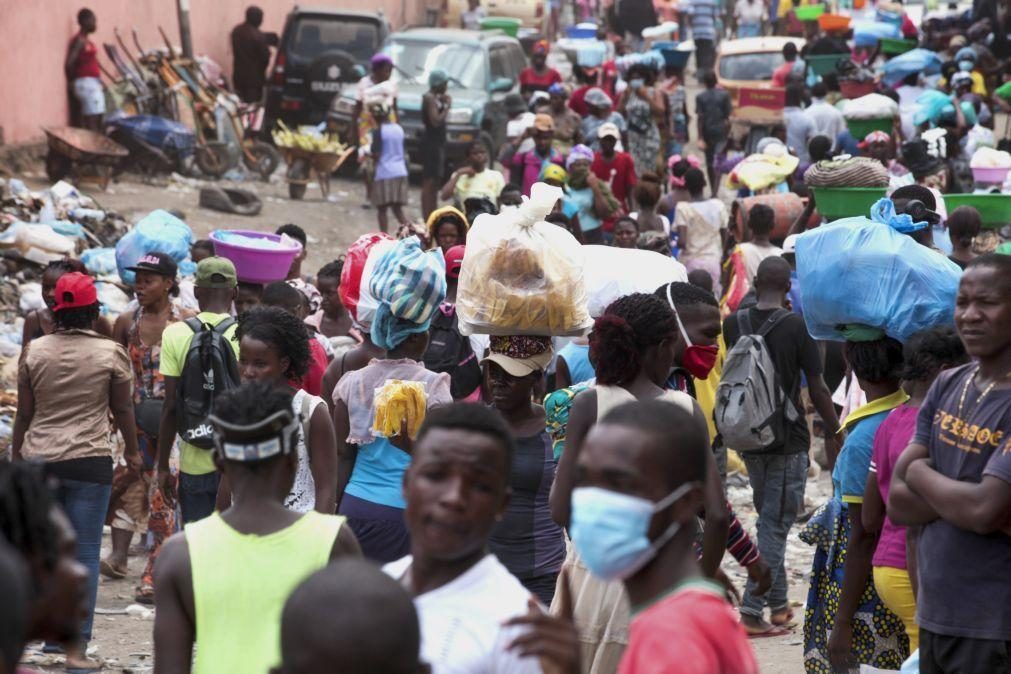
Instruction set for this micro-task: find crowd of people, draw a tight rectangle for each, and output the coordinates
[22,0,1011,673]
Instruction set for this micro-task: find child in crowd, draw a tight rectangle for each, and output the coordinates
[235,281,264,316]
[370,103,409,232]
[276,223,308,281]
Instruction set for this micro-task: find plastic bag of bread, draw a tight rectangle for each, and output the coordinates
[456,182,592,336]
[371,379,428,440]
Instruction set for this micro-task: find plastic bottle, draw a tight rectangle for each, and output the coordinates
[71,208,106,222]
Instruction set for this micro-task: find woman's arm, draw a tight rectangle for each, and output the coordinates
[12,359,35,461]
[333,399,357,507]
[21,311,39,348]
[109,379,142,471]
[549,390,596,527]
[827,502,878,673]
[648,88,666,117]
[861,470,885,533]
[65,37,84,81]
[887,442,939,526]
[554,357,572,391]
[113,313,132,348]
[694,403,729,577]
[587,173,615,219]
[308,404,338,514]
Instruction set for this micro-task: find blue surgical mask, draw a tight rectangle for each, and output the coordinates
[629,78,645,89]
[958,60,974,72]
[570,483,693,581]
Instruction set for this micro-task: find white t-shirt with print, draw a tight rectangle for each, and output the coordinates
[384,554,544,674]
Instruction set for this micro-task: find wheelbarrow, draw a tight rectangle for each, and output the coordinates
[281,145,355,200]
[43,126,129,190]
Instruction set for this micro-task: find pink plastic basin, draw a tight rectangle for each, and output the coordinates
[971,166,1010,185]
[210,229,302,284]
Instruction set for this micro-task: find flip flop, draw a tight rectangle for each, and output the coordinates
[135,585,155,606]
[744,623,790,639]
[99,559,126,580]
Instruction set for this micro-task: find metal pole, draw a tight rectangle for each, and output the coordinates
[177,0,194,59]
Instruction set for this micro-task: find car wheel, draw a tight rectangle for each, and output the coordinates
[243,141,282,180]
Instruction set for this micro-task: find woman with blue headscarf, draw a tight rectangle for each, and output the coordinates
[332,236,453,562]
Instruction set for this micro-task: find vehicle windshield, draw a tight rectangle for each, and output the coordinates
[719,51,785,80]
[289,17,380,63]
[385,40,485,89]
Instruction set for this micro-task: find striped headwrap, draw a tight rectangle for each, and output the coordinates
[369,236,447,350]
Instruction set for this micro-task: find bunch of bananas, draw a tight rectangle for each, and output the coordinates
[272,121,346,154]
[372,380,428,440]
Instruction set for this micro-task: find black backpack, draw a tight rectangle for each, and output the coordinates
[176,317,241,449]
[424,306,482,400]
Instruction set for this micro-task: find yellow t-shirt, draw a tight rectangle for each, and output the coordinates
[693,333,726,444]
[159,312,240,475]
[454,169,506,205]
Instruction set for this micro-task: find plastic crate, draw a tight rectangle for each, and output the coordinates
[810,187,887,220]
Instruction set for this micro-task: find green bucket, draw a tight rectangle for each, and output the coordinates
[942,194,1011,228]
[810,187,887,220]
[846,117,893,139]
[795,4,826,20]
[480,16,521,37]
[880,38,917,55]
[807,53,849,76]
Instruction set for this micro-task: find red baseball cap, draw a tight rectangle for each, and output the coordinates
[53,272,98,312]
[444,245,466,280]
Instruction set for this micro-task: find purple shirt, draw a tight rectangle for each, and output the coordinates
[870,404,919,569]
[511,148,563,196]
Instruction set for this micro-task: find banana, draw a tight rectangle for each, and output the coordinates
[372,380,428,440]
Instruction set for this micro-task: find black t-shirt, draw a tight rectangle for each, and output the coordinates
[695,88,732,142]
[723,307,823,455]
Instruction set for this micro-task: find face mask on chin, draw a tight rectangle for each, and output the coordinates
[665,284,719,380]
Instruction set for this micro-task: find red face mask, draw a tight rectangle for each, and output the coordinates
[667,284,719,380]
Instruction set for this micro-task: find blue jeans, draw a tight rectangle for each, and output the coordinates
[179,471,220,524]
[54,479,112,644]
[741,452,808,618]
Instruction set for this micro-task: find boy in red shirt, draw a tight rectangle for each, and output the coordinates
[570,399,759,674]
[591,123,637,230]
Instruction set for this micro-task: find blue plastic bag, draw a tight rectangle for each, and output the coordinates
[882,49,941,87]
[107,115,196,157]
[796,217,962,342]
[81,247,118,276]
[115,210,193,285]
[853,21,900,47]
[913,89,954,126]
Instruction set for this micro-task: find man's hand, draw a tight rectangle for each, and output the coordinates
[125,451,144,474]
[827,618,855,673]
[586,172,599,188]
[504,568,580,674]
[156,470,177,509]
[457,166,477,178]
[747,556,772,597]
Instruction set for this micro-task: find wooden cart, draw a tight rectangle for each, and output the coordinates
[280,145,355,200]
[43,126,129,190]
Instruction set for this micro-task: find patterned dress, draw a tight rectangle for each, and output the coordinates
[625,88,662,178]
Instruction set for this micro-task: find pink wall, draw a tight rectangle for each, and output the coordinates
[0,0,421,146]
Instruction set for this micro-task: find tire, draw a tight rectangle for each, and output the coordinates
[288,157,310,200]
[243,140,282,180]
[194,143,231,178]
[45,150,72,182]
[305,50,358,108]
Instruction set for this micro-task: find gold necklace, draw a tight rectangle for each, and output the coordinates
[956,365,1011,420]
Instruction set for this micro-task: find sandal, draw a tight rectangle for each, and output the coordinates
[135,585,155,606]
[744,622,790,639]
[99,559,126,580]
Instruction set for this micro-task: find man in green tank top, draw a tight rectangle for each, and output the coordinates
[153,381,360,674]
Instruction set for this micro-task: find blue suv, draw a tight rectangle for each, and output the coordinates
[329,28,526,167]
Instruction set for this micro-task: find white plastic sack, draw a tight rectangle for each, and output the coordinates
[843,93,899,120]
[583,246,688,317]
[457,182,591,336]
[970,146,1011,169]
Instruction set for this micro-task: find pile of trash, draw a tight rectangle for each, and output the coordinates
[0,177,194,449]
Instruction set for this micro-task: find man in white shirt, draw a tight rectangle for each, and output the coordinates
[384,403,579,674]
[803,82,846,151]
[782,84,816,164]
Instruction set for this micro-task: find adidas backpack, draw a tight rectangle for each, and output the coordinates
[714,308,799,453]
[176,317,241,449]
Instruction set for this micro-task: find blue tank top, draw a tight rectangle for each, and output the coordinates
[556,341,595,385]
[375,123,407,181]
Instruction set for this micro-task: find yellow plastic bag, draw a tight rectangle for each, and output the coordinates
[456,182,592,337]
[372,380,428,440]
